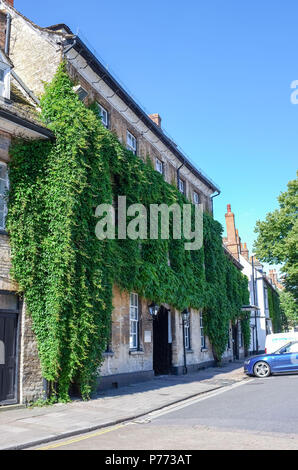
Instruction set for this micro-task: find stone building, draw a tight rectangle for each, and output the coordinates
[0,1,54,404]
[0,0,235,402]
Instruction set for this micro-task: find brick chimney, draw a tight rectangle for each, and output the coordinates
[224,204,240,259]
[241,242,249,261]
[149,113,162,128]
[5,1,14,6]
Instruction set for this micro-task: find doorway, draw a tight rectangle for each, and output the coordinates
[0,292,19,405]
[153,306,172,375]
[232,323,239,360]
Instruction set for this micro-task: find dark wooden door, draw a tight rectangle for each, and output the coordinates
[0,313,18,403]
[153,307,172,375]
[232,323,239,360]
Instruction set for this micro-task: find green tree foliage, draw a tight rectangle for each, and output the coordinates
[6,64,250,400]
[254,173,298,303]
[267,287,287,333]
[280,290,297,328]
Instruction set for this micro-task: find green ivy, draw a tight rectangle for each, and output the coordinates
[6,64,250,401]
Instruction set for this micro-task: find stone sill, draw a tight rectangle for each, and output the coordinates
[129,350,144,356]
[201,348,209,353]
[186,349,194,354]
[0,230,8,236]
[103,351,114,357]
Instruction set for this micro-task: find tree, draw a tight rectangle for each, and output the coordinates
[280,290,297,329]
[254,172,298,304]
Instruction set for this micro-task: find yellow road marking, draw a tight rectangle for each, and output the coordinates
[35,422,132,450]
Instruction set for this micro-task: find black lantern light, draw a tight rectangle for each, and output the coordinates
[148,302,159,318]
[181,308,190,323]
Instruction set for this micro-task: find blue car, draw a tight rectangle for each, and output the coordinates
[244,341,298,378]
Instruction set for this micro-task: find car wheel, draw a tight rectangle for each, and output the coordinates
[253,361,271,378]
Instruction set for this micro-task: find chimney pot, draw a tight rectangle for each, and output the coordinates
[149,113,162,128]
[227,204,231,213]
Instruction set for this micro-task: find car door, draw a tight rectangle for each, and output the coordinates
[287,342,298,372]
[272,342,298,373]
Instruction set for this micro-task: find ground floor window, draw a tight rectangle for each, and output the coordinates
[184,318,191,350]
[200,312,206,349]
[129,293,139,349]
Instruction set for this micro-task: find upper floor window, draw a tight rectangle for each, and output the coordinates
[127,131,137,155]
[155,157,164,175]
[178,178,185,195]
[0,63,10,99]
[0,162,8,230]
[193,191,200,205]
[97,103,109,128]
[130,293,139,349]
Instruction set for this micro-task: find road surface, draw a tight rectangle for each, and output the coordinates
[32,373,298,450]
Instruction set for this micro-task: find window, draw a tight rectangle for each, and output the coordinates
[193,191,200,205]
[127,131,137,154]
[178,178,185,195]
[184,317,191,350]
[200,312,206,349]
[97,103,109,128]
[155,158,164,175]
[0,162,8,230]
[130,293,139,349]
[0,62,10,99]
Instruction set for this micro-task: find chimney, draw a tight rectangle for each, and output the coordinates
[241,242,249,261]
[149,113,162,128]
[224,204,239,259]
[6,1,14,6]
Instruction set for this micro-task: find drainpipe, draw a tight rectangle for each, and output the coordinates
[63,38,77,58]
[177,162,185,191]
[210,190,220,214]
[4,13,11,56]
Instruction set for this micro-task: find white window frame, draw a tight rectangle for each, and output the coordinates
[155,157,164,175]
[193,191,200,205]
[0,62,10,99]
[178,178,185,195]
[0,162,9,230]
[127,131,137,155]
[130,293,139,349]
[97,103,109,128]
[184,319,191,350]
[200,312,206,350]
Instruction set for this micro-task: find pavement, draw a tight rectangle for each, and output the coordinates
[0,361,248,450]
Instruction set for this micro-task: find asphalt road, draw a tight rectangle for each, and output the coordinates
[33,374,298,450]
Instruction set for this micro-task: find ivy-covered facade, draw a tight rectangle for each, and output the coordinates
[1,4,250,404]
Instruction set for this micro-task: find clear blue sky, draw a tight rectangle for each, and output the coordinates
[17,0,297,270]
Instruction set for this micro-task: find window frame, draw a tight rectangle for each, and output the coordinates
[0,62,10,99]
[97,103,109,128]
[155,157,164,175]
[129,292,139,350]
[126,130,137,155]
[0,161,9,231]
[193,191,200,205]
[178,177,185,195]
[184,317,191,350]
[200,312,206,350]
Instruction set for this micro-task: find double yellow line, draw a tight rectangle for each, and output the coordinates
[36,423,131,450]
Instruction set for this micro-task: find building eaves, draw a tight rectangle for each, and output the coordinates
[0,103,54,139]
[223,245,243,270]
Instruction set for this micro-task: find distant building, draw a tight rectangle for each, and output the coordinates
[223,204,283,354]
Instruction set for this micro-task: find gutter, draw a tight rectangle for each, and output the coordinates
[0,108,54,139]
